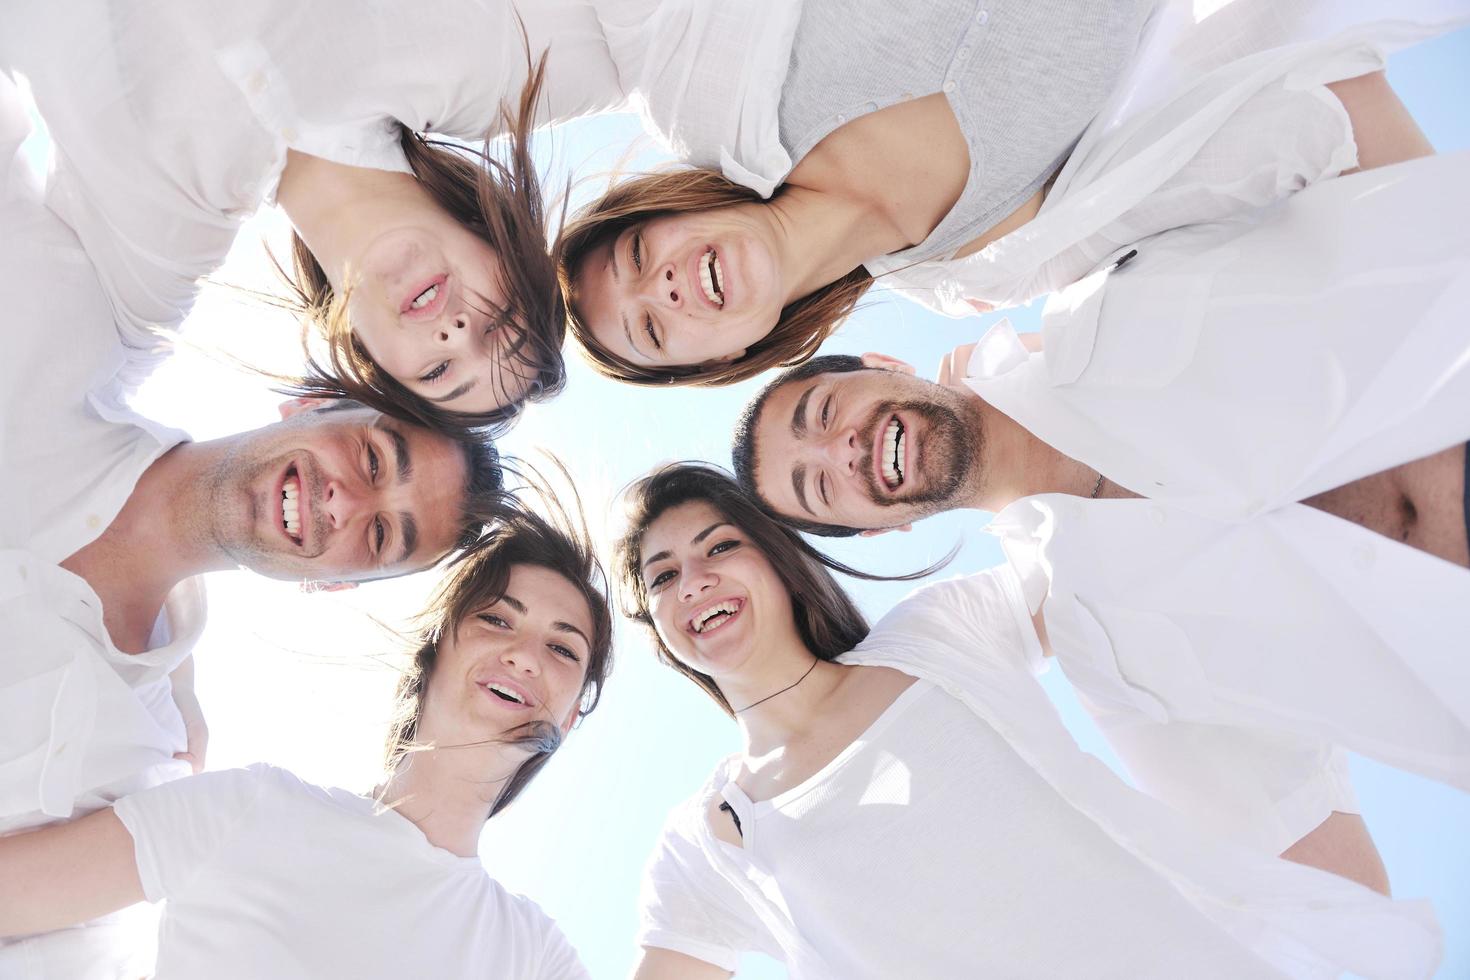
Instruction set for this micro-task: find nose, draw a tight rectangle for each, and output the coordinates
[433,310,476,348]
[322,475,368,530]
[679,565,717,603]
[640,263,682,309]
[817,425,863,477]
[499,640,543,678]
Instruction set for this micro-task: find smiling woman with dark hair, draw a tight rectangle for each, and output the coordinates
[0,505,613,979]
[612,463,1435,980]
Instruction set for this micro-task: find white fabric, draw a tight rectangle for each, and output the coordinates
[639,568,1441,979]
[961,152,1470,808]
[867,1,1470,312]
[0,101,200,978]
[651,679,1285,978]
[0,0,799,387]
[113,764,588,980]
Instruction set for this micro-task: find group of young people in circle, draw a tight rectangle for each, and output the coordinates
[3,1,1469,977]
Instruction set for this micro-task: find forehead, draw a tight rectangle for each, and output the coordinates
[642,499,728,555]
[502,563,596,635]
[570,236,624,350]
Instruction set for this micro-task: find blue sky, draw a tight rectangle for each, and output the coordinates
[101,22,1470,980]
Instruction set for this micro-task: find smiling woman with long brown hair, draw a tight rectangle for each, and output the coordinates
[0,505,613,978]
[613,463,1435,980]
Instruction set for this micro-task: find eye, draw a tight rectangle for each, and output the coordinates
[550,643,582,664]
[709,538,741,557]
[644,315,661,351]
[373,517,386,554]
[478,613,511,628]
[366,444,380,482]
[820,395,832,429]
[647,568,675,591]
[631,232,643,273]
[419,361,449,384]
[819,473,830,507]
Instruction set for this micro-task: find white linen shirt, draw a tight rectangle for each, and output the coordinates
[638,569,1441,979]
[113,764,590,980]
[962,151,1470,829]
[861,1,1470,313]
[0,0,802,385]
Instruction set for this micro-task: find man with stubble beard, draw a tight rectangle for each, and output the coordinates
[0,76,505,976]
[733,149,1470,900]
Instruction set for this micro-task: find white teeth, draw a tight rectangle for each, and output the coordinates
[881,419,904,488]
[698,250,724,307]
[693,600,739,633]
[486,683,525,704]
[282,475,303,541]
[410,283,440,310]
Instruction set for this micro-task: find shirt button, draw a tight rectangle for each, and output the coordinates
[53,742,68,758]
[1149,506,1167,526]
[247,71,268,95]
[835,113,846,124]
[958,45,971,58]
[943,80,957,93]
[16,565,26,582]
[976,9,990,23]
[86,514,102,530]
[282,127,299,142]
[1353,543,1374,569]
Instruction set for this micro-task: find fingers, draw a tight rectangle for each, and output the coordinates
[936,351,954,386]
[173,751,203,775]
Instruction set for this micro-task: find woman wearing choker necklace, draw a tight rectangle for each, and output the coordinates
[614,464,1436,980]
[0,507,612,979]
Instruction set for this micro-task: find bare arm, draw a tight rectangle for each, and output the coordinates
[630,947,734,980]
[169,655,208,773]
[0,808,145,937]
[1328,71,1433,172]
[1279,811,1390,896]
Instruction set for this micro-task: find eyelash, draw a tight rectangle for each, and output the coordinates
[631,232,643,272]
[821,396,832,428]
[645,315,660,351]
[373,517,386,554]
[419,361,449,384]
[478,613,582,662]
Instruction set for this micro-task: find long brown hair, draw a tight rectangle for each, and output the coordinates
[557,170,873,387]
[382,494,613,817]
[614,463,875,717]
[280,52,565,436]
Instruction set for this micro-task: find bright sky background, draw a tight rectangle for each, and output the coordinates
[50,24,1468,980]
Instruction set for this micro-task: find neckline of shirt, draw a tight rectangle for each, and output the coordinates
[332,786,489,874]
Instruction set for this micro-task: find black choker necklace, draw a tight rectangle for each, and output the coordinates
[733,657,820,714]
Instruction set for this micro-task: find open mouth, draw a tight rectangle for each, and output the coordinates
[690,597,743,635]
[479,679,533,708]
[402,275,448,317]
[280,465,304,543]
[880,417,906,490]
[698,247,725,308]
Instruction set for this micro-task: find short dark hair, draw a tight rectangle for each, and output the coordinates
[384,496,614,817]
[615,463,873,716]
[731,354,869,536]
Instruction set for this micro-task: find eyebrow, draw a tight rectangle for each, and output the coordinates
[426,378,478,404]
[396,512,418,565]
[387,427,413,482]
[641,521,732,571]
[500,593,591,648]
[792,464,814,517]
[791,384,816,439]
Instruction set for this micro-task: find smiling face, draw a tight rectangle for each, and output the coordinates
[751,367,984,531]
[418,564,595,750]
[638,500,804,684]
[569,206,788,371]
[344,207,540,416]
[204,404,471,582]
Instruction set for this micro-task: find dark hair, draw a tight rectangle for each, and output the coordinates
[556,169,873,387]
[614,463,878,717]
[383,498,614,817]
[279,50,565,437]
[730,354,869,537]
[312,398,509,559]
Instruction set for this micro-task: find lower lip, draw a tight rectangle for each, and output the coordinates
[480,684,532,710]
[401,275,449,319]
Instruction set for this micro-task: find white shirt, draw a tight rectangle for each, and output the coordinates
[0,93,201,978]
[866,1,1470,313]
[962,152,1470,829]
[113,764,589,980]
[639,569,1441,979]
[0,0,800,383]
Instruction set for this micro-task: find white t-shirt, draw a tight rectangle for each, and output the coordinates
[641,680,1280,978]
[113,764,588,980]
[639,568,1440,979]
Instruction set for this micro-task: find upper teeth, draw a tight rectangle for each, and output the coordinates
[693,600,739,633]
[282,475,302,540]
[698,250,724,307]
[486,683,525,704]
[410,283,439,310]
[881,419,905,489]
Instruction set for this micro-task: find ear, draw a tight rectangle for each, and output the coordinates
[300,580,359,594]
[558,704,581,737]
[859,351,916,375]
[858,523,913,537]
[279,396,333,420]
